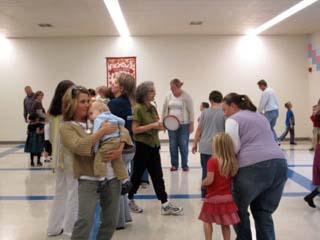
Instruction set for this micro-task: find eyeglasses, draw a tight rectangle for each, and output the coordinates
[71,86,88,98]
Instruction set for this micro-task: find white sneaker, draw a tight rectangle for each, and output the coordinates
[129,200,143,213]
[161,202,183,215]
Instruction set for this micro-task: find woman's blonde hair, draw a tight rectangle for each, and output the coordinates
[116,73,136,105]
[213,133,238,177]
[62,86,89,121]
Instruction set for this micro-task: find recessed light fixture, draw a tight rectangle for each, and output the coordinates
[249,0,318,35]
[38,23,53,28]
[190,21,203,25]
[103,0,130,37]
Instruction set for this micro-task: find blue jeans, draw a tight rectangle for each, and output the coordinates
[264,110,279,142]
[141,170,149,184]
[200,153,211,198]
[168,124,190,168]
[232,159,288,240]
[278,127,295,143]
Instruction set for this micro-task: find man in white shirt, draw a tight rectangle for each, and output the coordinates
[257,79,279,142]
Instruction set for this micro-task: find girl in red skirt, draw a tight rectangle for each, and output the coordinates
[199,133,240,240]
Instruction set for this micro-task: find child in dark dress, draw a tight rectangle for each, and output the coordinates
[24,113,44,166]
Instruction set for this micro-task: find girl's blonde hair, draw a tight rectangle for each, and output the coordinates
[213,133,238,177]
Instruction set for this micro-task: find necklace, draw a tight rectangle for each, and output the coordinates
[74,121,91,134]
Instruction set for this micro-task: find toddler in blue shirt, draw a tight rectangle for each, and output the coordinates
[89,101,132,194]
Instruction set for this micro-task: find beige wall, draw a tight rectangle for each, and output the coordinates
[0,35,310,141]
[308,33,320,109]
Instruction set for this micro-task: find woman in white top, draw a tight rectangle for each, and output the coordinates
[162,79,194,171]
[47,80,77,237]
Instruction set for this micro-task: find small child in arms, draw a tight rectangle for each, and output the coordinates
[89,101,133,194]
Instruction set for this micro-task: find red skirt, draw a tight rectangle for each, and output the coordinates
[198,194,240,225]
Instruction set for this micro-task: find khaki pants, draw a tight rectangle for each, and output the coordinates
[71,178,121,240]
[94,138,128,180]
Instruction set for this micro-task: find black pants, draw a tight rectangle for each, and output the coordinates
[128,142,167,203]
[30,153,41,164]
[44,140,52,155]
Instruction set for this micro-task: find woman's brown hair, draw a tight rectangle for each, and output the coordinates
[223,93,257,112]
[116,73,136,105]
[170,78,183,88]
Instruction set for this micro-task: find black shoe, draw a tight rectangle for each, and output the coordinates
[37,162,43,166]
[116,226,125,230]
[304,188,320,208]
[290,142,297,145]
[304,196,316,208]
[31,162,35,167]
[309,147,314,151]
[121,181,132,195]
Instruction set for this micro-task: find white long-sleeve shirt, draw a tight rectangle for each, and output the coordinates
[258,87,279,113]
[225,118,241,154]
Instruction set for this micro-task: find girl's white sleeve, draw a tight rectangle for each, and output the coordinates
[225,118,240,154]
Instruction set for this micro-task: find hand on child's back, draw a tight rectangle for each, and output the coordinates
[101,121,117,134]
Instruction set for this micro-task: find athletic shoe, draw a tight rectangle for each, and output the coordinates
[47,229,63,237]
[161,202,183,215]
[129,200,143,213]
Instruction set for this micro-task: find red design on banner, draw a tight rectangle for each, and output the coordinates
[106,57,136,85]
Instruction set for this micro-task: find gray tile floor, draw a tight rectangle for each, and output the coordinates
[0,142,319,240]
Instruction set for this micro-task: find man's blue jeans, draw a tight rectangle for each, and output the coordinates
[232,158,288,240]
[168,124,190,168]
[200,153,211,198]
[264,110,279,142]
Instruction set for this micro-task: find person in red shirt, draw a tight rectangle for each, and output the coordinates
[304,133,320,208]
[310,102,320,151]
[199,133,239,240]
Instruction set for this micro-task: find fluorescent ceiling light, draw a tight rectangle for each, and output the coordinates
[251,0,319,35]
[0,33,6,40]
[103,0,130,37]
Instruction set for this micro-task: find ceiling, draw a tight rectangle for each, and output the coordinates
[0,0,320,38]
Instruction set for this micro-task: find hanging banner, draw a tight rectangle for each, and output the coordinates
[106,56,136,85]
